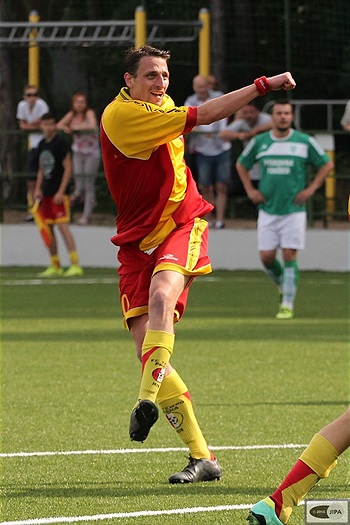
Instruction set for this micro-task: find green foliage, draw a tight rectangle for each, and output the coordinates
[1,268,349,523]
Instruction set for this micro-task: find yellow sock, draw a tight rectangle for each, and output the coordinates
[271,433,338,524]
[50,255,61,269]
[158,369,211,460]
[27,191,34,211]
[137,330,174,404]
[69,250,79,265]
[300,433,338,477]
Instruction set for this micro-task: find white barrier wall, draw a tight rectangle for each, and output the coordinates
[1,224,349,271]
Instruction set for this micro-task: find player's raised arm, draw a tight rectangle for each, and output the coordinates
[196,72,296,126]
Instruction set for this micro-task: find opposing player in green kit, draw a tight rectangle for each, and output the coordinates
[236,100,333,319]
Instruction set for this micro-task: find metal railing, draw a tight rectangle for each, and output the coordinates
[0,19,202,47]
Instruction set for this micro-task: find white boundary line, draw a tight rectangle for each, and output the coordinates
[1,276,345,287]
[1,504,253,525]
[0,443,307,458]
[1,445,308,524]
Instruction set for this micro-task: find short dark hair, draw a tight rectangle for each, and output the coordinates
[41,112,56,121]
[124,45,171,76]
[272,99,293,110]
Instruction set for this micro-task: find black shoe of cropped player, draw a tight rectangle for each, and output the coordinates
[129,399,159,442]
[168,456,222,484]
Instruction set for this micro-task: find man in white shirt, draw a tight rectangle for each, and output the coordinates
[16,84,49,220]
[185,75,231,229]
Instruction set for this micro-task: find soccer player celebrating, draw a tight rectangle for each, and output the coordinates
[100,44,296,483]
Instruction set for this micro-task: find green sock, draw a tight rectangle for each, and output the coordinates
[282,259,299,309]
[264,259,283,288]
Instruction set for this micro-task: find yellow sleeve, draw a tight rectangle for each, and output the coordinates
[102,98,189,160]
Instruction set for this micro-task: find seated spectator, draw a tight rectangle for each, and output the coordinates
[220,102,272,193]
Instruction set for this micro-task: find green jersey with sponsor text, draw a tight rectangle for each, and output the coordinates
[237,129,330,215]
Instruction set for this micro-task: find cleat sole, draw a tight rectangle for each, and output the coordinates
[129,400,158,442]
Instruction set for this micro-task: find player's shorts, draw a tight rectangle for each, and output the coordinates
[196,149,231,186]
[257,209,306,251]
[117,217,212,330]
[40,195,71,224]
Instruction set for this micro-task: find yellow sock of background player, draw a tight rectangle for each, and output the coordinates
[266,433,338,523]
[69,250,79,265]
[136,329,174,404]
[158,369,212,460]
[50,255,61,269]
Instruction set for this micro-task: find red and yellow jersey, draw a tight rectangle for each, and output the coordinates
[100,88,213,250]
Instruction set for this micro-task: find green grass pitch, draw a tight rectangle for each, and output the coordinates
[1,267,349,524]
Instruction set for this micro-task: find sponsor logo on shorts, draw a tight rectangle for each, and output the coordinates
[159,253,178,261]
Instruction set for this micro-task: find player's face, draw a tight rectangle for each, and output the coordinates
[125,56,169,106]
[40,118,57,140]
[272,104,294,132]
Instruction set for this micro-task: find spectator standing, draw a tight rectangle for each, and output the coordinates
[34,113,83,277]
[340,99,350,131]
[185,74,232,229]
[57,92,100,225]
[207,74,224,96]
[220,102,272,190]
[236,100,333,319]
[16,84,49,221]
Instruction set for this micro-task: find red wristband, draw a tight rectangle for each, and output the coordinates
[254,76,271,96]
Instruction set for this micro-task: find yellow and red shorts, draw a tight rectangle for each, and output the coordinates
[40,195,71,224]
[117,217,212,329]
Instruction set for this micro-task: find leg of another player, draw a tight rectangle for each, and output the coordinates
[215,181,227,228]
[38,225,62,277]
[248,408,350,525]
[57,223,83,276]
[279,248,298,318]
[260,249,283,301]
[319,407,350,455]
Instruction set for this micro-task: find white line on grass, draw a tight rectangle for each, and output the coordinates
[1,446,308,525]
[0,443,307,458]
[1,278,117,286]
[0,504,253,525]
[1,276,345,287]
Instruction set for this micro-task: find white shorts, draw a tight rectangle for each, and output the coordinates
[257,209,306,251]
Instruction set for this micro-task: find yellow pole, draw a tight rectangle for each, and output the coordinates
[314,134,336,219]
[325,149,336,215]
[135,6,146,47]
[28,10,40,86]
[198,8,210,76]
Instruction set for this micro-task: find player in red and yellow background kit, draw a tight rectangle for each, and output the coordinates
[100,44,296,483]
